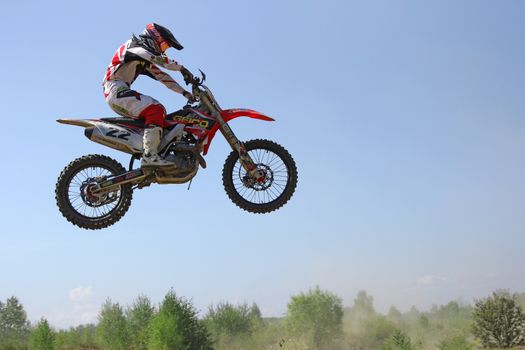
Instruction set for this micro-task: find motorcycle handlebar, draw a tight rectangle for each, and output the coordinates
[182,69,207,107]
[184,69,206,87]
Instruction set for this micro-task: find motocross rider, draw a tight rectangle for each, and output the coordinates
[102,23,194,168]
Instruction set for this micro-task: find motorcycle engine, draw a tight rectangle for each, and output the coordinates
[154,139,200,184]
[163,149,196,176]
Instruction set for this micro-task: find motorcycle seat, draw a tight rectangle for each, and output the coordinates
[167,108,192,118]
[100,117,145,128]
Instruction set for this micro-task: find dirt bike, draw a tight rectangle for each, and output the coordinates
[55,70,298,230]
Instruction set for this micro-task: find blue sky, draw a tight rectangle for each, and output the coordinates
[1,0,524,328]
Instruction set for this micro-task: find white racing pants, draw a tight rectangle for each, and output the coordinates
[103,80,166,126]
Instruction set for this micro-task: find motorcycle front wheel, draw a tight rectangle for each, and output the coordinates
[222,139,298,213]
[55,154,133,230]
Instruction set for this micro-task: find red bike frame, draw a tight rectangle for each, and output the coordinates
[165,107,274,155]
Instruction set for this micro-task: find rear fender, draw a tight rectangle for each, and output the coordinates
[56,118,97,128]
[57,119,143,154]
[202,109,274,155]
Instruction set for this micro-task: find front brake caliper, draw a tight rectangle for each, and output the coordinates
[242,165,272,190]
[242,174,255,188]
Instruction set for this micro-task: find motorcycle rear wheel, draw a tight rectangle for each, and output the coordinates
[55,154,133,230]
[222,139,298,213]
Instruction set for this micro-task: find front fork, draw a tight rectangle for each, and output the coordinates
[202,96,264,182]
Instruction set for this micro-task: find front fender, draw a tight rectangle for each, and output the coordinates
[201,109,274,155]
[220,108,275,123]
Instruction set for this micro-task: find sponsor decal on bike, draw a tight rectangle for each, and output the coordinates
[105,128,131,141]
[171,115,213,129]
[125,170,142,179]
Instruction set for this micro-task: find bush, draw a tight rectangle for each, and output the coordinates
[286,286,343,349]
[147,290,212,350]
[437,334,473,350]
[29,319,55,350]
[358,315,397,349]
[54,329,79,350]
[381,329,416,350]
[472,291,525,348]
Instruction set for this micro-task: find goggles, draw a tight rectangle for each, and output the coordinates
[159,40,170,53]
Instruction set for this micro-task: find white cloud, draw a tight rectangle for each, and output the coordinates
[42,286,99,328]
[417,275,446,287]
[79,311,98,324]
[69,286,93,302]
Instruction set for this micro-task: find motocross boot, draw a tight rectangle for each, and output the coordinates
[141,126,175,168]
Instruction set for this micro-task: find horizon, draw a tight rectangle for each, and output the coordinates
[5,286,516,329]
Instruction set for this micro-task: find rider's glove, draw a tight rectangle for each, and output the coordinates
[183,91,196,104]
[180,67,194,85]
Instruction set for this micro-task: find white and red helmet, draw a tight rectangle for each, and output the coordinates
[141,23,183,53]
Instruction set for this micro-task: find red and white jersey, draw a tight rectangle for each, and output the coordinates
[103,36,185,97]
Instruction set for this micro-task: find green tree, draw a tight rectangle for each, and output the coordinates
[0,296,30,348]
[96,299,129,350]
[387,306,402,322]
[76,324,97,349]
[345,290,376,330]
[205,302,262,338]
[54,324,96,350]
[439,302,460,318]
[418,315,430,329]
[286,286,343,349]
[147,290,212,350]
[127,295,155,350]
[472,291,525,348]
[29,318,55,350]
[517,292,525,310]
[353,290,375,314]
[0,297,30,333]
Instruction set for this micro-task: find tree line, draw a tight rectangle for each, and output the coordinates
[1,288,525,349]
